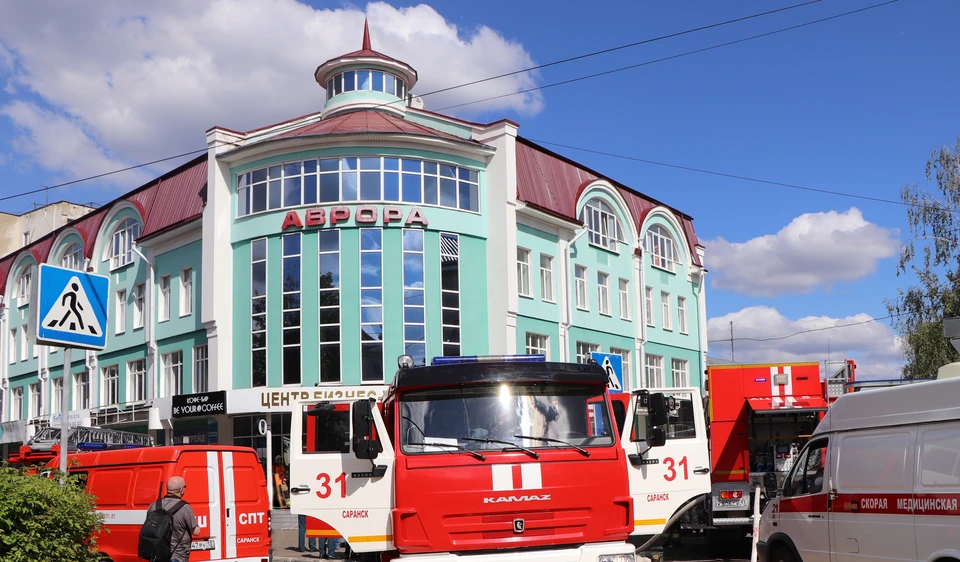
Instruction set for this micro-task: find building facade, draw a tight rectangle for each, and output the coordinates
[0,25,707,487]
[0,201,94,258]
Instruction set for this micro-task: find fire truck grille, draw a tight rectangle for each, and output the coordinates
[443,508,591,544]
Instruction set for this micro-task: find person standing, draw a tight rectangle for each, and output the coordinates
[145,476,200,562]
[297,514,318,553]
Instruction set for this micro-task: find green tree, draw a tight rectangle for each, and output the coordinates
[886,136,960,378]
[0,466,103,562]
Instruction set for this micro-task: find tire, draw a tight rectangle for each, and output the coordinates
[772,546,798,562]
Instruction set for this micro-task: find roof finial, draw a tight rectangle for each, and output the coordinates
[362,17,371,51]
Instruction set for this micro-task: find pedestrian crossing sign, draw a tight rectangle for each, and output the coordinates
[35,264,110,350]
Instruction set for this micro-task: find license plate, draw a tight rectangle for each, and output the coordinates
[718,498,748,508]
[191,540,216,551]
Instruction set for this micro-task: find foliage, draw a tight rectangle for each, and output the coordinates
[0,465,103,562]
[886,136,960,378]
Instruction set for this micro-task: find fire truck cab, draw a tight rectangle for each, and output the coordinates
[289,354,710,561]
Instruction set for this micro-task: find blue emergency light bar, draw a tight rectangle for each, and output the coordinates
[431,354,545,366]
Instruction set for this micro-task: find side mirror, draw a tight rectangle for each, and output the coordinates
[648,393,669,427]
[306,402,334,416]
[352,399,378,461]
[763,472,779,499]
[646,426,666,448]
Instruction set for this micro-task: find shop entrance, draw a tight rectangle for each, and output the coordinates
[233,412,291,508]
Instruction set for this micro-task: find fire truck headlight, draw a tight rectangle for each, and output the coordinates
[598,555,635,562]
[398,355,415,369]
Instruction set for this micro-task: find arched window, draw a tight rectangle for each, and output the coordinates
[579,198,625,251]
[60,243,84,270]
[111,218,141,269]
[16,267,32,302]
[645,225,678,272]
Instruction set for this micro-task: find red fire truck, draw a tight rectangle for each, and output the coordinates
[687,360,855,544]
[289,354,712,562]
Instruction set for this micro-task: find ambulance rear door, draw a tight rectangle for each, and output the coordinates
[620,387,712,536]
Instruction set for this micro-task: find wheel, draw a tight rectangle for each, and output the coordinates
[771,545,798,562]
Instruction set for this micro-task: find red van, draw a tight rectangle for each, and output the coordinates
[49,445,271,562]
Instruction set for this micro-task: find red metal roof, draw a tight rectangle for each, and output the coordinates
[270,110,478,144]
[516,138,702,267]
[0,255,12,298]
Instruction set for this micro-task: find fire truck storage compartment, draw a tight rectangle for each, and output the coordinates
[745,408,820,489]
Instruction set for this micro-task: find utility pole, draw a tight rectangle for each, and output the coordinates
[730,321,735,362]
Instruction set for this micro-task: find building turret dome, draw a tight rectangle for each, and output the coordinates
[314,20,419,119]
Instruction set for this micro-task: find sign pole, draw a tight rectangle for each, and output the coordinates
[59,346,71,483]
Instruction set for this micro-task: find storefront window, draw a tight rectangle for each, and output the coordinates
[319,231,341,383]
[237,157,480,217]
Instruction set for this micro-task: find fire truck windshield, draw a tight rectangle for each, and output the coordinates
[399,383,614,455]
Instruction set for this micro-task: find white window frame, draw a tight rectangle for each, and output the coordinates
[580,197,625,252]
[115,289,126,334]
[29,382,42,418]
[644,286,654,326]
[110,218,140,269]
[598,272,611,316]
[194,345,209,393]
[11,387,23,421]
[672,359,689,387]
[525,333,549,358]
[179,268,193,317]
[517,248,532,298]
[611,347,631,384]
[8,328,16,364]
[102,365,119,406]
[619,278,630,320]
[19,325,27,362]
[678,296,688,334]
[22,232,30,246]
[134,283,145,329]
[74,372,90,410]
[539,254,554,303]
[128,359,147,403]
[576,341,600,364]
[60,243,84,270]
[163,350,183,396]
[645,354,665,388]
[575,266,588,310]
[16,269,31,303]
[646,224,677,272]
[159,275,171,322]
[661,291,672,331]
[51,377,64,415]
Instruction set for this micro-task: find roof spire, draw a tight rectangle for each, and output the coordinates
[362,17,371,51]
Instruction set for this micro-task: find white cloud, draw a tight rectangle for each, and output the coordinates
[704,208,899,297]
[708,306,904,381]
[0,1,542,184]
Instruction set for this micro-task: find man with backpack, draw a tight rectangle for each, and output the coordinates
[138,476,200,562]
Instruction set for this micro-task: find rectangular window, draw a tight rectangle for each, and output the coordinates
[75,372,90,410]
[671,359,689,387]
[111,219,140,269]
[645,355,664,388]
[134,283,145,329]
[361,229,384,382]
[128,359,147,402]
[282,234,302,385]
[194,345,209,394]
[180,268,193,316]
[159,275,170,322]
[115,289,126,334]
[403,229,426,366]
[251,238,268,387]
[16,270,31,302]
[163,351,183,396]
[29,382,41,418]
[661,291,672,331]
[319,231,341,383]
[19,326,27,362]
[575,266,588,310]
[678,297,688,334]
[11,387,23,420]
[61,244,84,270]
[598,272,610,315]
[539,254,554,302]
[619,279,630,320]
[526,333,548,358]
[22,232,30,246]
[612,347,631,384]
[645,286,654,326]
[440,233,461,357]
[51,377,64,415]
[8,328,15,364]
[102,365,119,406]
[576,341,600,364]
[517,248,532,297]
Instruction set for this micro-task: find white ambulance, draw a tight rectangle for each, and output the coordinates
[757,376,960,562]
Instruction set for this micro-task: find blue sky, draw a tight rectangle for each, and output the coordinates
[1,0,955,376]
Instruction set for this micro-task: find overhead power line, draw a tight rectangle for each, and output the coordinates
[0,0,872,201]
[707,312,899,344]
[436,0,899,111]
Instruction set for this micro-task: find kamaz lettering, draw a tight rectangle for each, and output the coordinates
[483,494,552,504]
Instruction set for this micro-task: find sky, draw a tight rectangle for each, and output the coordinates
[1,0,957,380]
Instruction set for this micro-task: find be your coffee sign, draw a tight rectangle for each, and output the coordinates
[172,391,227,418]
[280,205,428,230]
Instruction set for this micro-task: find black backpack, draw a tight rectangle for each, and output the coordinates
[138,498,186,562]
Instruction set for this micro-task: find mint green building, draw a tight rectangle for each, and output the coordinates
[0,25,707,475]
